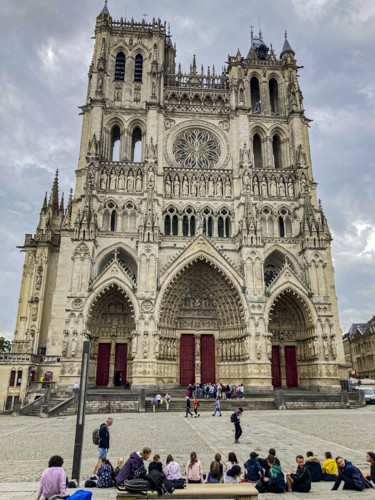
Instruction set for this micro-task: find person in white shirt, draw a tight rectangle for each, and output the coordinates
[223,465,242,483]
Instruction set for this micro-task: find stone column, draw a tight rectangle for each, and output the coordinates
[108,334,116,387]
[195,334,201,383]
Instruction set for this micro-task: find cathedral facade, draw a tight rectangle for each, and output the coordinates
[0,4,347,410]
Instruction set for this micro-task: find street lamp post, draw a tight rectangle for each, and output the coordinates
[72,340,91,484]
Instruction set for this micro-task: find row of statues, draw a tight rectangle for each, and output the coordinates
[296,336,337,361]
[165,173,232,198]
[99,168,144,192]
[243,171,300,197]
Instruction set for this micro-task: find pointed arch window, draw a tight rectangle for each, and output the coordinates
[131,127,142,162]
[278,216,285,237]
[134,54,143,82]
[269,78,279,114]
[111,125,121,161]
[110,210,117,232]
[272,134,282,169]
[115,52,125,81]
[164,215,171,236]
[172,215,178,235]
[253,134,263,169]
[9,370,16,387]
[250,76,260,112]
[203,208,213,237]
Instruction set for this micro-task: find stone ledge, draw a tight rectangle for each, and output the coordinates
[116,483,258,500]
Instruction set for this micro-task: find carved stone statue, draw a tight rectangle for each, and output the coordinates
[182,176,189,196]
[216,178,223,197]
[110,171,116,190]
[62,331,69,357]
[253,176,260,195]
[165,175,171,195]
[270,177,277,196]
[256,335,262,360]
[199,177,206,197]
[100,170,107,189]
[118,171,125,190]
[287,178,294,197]
[225,178,231,197]
[243,171,251,191]
[71,333,78,357]
[208,177,215,197]
[323,338,329,360]
[331,337,337,359]
[127,173,134,192]
[136,173,143,192]
[191,177,198,196]
[36,267,43,290]
[173,176,180,196]
[261,177,268,196]
[279,178,286,197]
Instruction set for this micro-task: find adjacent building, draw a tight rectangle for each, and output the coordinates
[343,316,375,380]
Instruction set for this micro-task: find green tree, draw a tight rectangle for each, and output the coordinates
[0,336,11,353]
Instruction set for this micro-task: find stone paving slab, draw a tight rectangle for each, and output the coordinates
[1,405,375,499]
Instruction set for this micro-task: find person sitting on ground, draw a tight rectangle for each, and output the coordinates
[244,452,263,482]
[185,451,203,483]
[305,450,322,481]
[225,452,239,471]
[36,455,67,500]
[321,451,338,481]
[362,451,375,488]
[286,455,311,493]
[148,453,162,474]
[115,447,151,486]
[256,454,286,494]
[208,453,223,483]
[165,454,182,481]
[97,458,114,488]
[223,465,242,483]
[332,456,365,491]
[258,448,280,477]
[148,454,163,473]
[114,458,124,478]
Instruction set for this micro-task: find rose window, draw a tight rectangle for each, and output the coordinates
[173,128,220,169]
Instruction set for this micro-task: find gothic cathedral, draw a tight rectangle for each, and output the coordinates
[0,3,347,410]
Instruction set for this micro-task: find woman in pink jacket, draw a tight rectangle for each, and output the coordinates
[186,451,203,483]
[36,455,67,500]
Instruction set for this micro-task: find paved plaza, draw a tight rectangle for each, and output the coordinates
[0,405,375,498]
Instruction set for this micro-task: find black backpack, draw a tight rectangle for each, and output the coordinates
[92,428,100,445]
[124,478,151,492]
[230,412,236,422]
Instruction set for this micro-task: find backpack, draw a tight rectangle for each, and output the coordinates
[68,490,93,500]
[230,412,236,423]
[92,428,100,445]
[124,478,151,492]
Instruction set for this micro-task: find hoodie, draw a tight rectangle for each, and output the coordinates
[115,452,146,486]
[244,458,263,481]
[268,463,286,490]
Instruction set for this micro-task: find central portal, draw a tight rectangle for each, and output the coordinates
[179,334,215,385]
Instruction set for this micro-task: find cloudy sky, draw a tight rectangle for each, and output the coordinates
[0,0,374,340]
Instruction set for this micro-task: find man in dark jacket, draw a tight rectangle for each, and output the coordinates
[332,457,365,491]
[93,417,113,476]
[233,407,243,443]
[258,448,281,477]
[286,455,311,492]
[185,397,193,417]
[244,452,263,482]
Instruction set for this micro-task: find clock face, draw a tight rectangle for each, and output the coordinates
[172,128,221,169]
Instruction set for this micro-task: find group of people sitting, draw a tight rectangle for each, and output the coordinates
[36,448,375,498]
[242,449,375,493]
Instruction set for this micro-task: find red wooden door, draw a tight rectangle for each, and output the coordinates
[271,345,281,387]
[96,343,111,386]
[201,335,215,384]
[285,346,298,388]
[180,334,195,386]
[114,343,127,386]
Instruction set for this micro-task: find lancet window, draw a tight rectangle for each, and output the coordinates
[131,127,142,162]
[134,54,143,82]
[110,125,121,161]
[114,52,126,81]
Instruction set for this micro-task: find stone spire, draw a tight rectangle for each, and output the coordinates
[48,170,59,214]
[280,30,295,58]
[96,0,111,22]
[62,189,73,229]
[73,170,97,240]
[242,189,262,247]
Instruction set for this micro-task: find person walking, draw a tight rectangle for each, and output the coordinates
[185,396,193,417]
[193,397,200,417]
[93,417,113,476]
[212,397,222,416]
[165,393,171,411]
[232,407,243,443]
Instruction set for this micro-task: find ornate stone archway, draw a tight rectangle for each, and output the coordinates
[86,282,136,387]
[157,256,248,385]
[268,286,317,388]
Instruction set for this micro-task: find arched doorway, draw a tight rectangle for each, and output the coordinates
[268,288,314,388]
[159,257,246,386]
[87,283,135,387]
